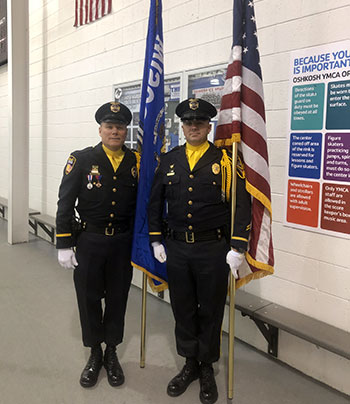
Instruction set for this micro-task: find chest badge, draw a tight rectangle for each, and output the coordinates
[212,163,220,175]
[167,164,175,176]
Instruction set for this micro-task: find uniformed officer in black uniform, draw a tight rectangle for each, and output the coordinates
[56,101,139,388]
[148,98,251,404]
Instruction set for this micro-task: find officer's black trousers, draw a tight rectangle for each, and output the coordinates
[74,231,133,347]
[166,237,230,364]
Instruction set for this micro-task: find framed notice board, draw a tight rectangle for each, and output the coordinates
[0,0,7,66]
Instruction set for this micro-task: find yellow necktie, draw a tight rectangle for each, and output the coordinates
[186,141,209,170]
[102,145,125,172]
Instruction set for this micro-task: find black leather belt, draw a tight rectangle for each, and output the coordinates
[169,228,223,244]
[82,222,129,236]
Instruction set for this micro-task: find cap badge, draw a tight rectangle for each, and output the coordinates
[212,163,220,175]
[189,98,199,110]
[110,102,121,113]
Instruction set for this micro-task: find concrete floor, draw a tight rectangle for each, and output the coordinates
[0,219,348,404]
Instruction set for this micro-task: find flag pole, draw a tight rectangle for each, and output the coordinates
[228,141,238,400]
[140,272,148,368]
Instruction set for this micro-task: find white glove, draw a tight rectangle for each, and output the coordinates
[151,242,167,263]
[226,249,244,279]
[58,248,78,269]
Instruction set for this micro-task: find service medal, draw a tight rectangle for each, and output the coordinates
[95,174,102,188]
[212,163,220,175]
[87,174,93,189]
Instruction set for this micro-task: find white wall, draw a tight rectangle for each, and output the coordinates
[0,65,8,199]
[0,0,349,395]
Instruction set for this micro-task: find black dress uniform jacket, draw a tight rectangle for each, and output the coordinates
[147,141,252,363]
[56,142,138,248]
[56,142,138,348]
[148,142,251,250]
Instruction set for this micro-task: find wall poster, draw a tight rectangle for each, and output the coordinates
[285,41,350,239]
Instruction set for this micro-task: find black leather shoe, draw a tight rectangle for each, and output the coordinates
[199,363,218,404]
[79,346,103,388]
[104,346,125,387]
[167,359,199,397]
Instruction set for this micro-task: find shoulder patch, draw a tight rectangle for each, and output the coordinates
[65,155,76,175]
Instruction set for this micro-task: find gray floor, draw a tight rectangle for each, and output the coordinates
[0,220,348,404]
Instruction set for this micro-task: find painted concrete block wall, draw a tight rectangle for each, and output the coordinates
[0,66,8,199]
[0,0,349,393]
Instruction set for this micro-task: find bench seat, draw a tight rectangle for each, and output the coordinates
[233,290,350,360]
[29,214,56,243]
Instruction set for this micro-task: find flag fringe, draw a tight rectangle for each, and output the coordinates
[235,251,274,289]
[132,261,168,292]
[236,269,271,289]
[245,179,272,218]
[214,133,241,147]
[245,251,274,272]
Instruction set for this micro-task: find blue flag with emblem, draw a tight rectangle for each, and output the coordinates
[131,0,168,291]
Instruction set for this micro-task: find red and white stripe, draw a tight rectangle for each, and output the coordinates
[74,0,112,27]
[216,45,274,287]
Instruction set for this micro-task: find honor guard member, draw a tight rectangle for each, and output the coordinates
[148,98,251,404]
[56,101,139,388]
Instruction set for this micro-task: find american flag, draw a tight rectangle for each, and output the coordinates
[74,0,112,27]
[215,0,274,288]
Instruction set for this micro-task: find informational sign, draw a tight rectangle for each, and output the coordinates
[285,41,350,238]
[113,78,181,151]
[188,69,226,142]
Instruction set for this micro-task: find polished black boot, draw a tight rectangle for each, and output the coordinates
[199,363,218,404]
[79,345,103,388]
[104,345,125,387]
[167,358,200,397]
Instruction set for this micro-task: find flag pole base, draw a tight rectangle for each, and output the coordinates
[140,272,148,368]
[227,272,236,400]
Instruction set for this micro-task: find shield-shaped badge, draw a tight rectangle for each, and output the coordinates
[212,163,220,175]
[110,102,121,113]
[189,98,199,110]
[65,155,76,175]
